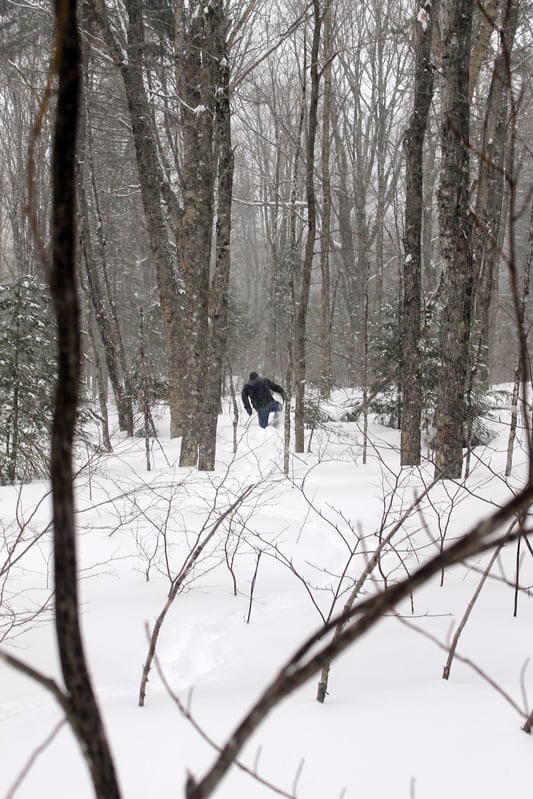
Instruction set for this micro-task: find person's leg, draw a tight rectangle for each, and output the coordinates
[258,408,269,428]
[272,400,282,427]
[258,402,280,427]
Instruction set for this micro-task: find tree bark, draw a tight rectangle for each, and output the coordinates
[50,2,120,795]
[97,0,185,439]
[175,0,217,467]
[80,282,112,452]
[473,1,518,384]
[401,0,434,467]
[284,59,307,475]
[77,158,133,435]
[468,0,500,100]
[319,1,333,398]
[79,64,134,435]
[433,0,474,480]
[199,3,234,472]
[333,109,360,384]
[294,0,321,453]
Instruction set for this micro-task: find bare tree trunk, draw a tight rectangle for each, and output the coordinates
[400,0,434,467]
[468,0,500,100]
[78,21,135,433]
[294,0,321,453]
[76,42,133,435]
[319,1,333,398]
[473,2,518,384]
[362,279,370,463]
[506,200,533,475]
[372,1,388,325]
[333,121,359,384]
[97,0,185,439]
[433,0,474,480]
[139,308,154,471]
[260,98,285,376]
[50,2,120,795]
[176,0,217,467]
[284,56,307,476]
[99,0,233,467]
[199,7,233,471]
[79,279,112,452]
[78,188,133,434]
[422,122,438,291]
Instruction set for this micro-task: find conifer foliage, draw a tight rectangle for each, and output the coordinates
[0,276,56,483]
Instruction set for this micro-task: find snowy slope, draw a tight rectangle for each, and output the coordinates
[1,393,532,798]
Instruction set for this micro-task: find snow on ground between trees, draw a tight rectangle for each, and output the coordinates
[1,389,532,799]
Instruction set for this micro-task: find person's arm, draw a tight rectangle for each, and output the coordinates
[269,380,285,401]
[241,386,253,415]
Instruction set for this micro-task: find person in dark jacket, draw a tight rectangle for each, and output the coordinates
[241,371,285,428]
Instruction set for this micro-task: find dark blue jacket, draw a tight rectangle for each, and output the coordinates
[241,374,284,415]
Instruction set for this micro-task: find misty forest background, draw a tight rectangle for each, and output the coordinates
[0,0,531,482]
[0,2,533,797]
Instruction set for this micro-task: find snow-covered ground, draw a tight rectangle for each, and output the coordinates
[1,390,532,798]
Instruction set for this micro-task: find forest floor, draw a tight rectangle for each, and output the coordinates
[1,387,532,799]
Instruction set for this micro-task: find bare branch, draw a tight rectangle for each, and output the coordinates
[185,482,533,798]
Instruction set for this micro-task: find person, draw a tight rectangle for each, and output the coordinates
[241,371,285,428]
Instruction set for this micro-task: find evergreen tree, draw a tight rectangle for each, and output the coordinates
[0,276,56,482]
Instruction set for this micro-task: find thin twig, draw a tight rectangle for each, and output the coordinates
[246,549,262,624]
[152,648,298,798]
[5,718,67,799]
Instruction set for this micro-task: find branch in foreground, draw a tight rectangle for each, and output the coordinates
[5,715,66,799]
[523,708,533,734]
[138,484,256,706]
[0,649,69,713]
[185,482,533,799]
[49,2,120,795]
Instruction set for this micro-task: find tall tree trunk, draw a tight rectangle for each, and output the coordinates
[506,200,533,476]
[76,38,135,434]
[333,112,359,384]
[372,0,388,324]
[98,0,230,467]
[294,0,321,453]
[473,1,518,384]
[80,282,112,452]
[50,2,120,795]
[422,122,438,291]
[176,0,216,467]
[97,0,185,439]
[433,0,475,480]
[261,96,284,376]
[78,213,131,430]
[199,5,233,472]
[401,0,434,467]
[468,0,500,99]
[77,144,133,434]
[284,62,307,475]
[319,1,333,398]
